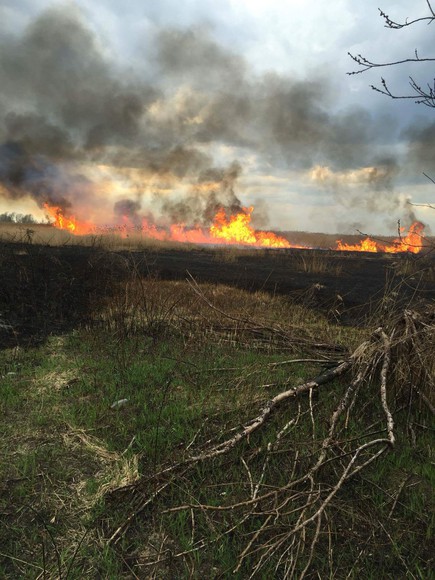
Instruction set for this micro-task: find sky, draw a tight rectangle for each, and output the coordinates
[0,0,434,234]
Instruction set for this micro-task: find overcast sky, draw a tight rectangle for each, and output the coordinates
[0,0,434,233]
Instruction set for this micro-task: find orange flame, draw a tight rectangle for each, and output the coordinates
[207,207,281,247]
[336,222,424,254]
[43,203,94,235]
[44,202,425,254]
[209,207,295,248]
[44,203,300,248]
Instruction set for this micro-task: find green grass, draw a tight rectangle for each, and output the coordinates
[0,278,433,578]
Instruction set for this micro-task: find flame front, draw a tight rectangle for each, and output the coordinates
[43,203,94,235]
[210,207,295,248]
[44,203,425,254]
[336,222,425,254]
[44,203,299,248]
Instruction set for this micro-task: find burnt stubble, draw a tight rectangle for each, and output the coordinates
[1,239,434,348]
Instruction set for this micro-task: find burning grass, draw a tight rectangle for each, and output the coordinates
[43,203,299,249]
[3,198,432,256]
[0,218,432,258]
[40,202,432,254]
[0,268,433,578]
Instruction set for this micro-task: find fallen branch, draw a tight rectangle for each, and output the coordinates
[188,358,353,464]
[104,304,435,576]
[107,356,354,544]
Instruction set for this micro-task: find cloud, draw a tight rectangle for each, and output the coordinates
[309,161,418,227]
[0,3,429,231]
[403,121,435,172]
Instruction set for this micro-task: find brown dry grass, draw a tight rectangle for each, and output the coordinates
[0,264,433,578]
[2,221,433,252]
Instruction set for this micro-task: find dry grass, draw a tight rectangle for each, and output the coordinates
[0,222,195,251]
[0,246,433,578]
[293,251,343,275]
[388,255,435,281]
[3,221,433,253]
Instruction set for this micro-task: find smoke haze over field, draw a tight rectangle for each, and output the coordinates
[0,1,434,233]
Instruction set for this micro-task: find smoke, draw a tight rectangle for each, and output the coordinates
[403,121,435,171]
[113,198,142,224]
[310,160,398,196]
[0,141,88,210]
[310,159,418,228]
[0,5,417,228]
[159,161,243,226]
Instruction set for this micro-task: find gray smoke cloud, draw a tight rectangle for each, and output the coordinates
[310,157,417,228]
[403,121,435,171]
[159,161,243,225]
[113,198,142,224]
[0,5,414,226]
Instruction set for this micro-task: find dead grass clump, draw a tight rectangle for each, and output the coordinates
[102,283,433,577]
[382,307,435,407]
[389,255,435,282]
[293,251,343,275]
[63,427,140,498]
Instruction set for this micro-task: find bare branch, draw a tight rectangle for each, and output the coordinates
[379,330,395,446]
[369,76,435,108]
[379,6,435,29]
[348,52,435,75]
[348,3,435,107]
[423,171,435,185]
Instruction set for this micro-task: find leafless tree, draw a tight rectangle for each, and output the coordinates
[348,1,435,108]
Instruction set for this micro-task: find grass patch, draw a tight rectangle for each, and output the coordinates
[0,276,433,578]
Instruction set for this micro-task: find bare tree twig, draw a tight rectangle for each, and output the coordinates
[379,330,395,446]
[105,293,435,575]
[348,3,435,107]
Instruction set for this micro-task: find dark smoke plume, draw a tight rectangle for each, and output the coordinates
[159,162,243,226]
[0,142,74,209]
[114,199,142,224]
[0,5,419,227]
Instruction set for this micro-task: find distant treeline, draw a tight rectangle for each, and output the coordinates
[0,212,40,224]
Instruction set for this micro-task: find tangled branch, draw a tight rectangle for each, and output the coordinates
[104,292,434,576]
[348,3,435,107]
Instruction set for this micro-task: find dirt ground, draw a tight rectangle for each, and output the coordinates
[1,240,434,347]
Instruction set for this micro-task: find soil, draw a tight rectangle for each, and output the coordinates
[1,241,434,347]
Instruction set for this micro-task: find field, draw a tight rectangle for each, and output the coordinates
[0,228,434,578]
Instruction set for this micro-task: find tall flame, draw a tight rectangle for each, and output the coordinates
[44,203,300,248]
[209,207,298,248]
[43,203,94,235]
[336,222,424,254]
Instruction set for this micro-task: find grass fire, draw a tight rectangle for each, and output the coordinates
[42,202,426,253]
[1,2,434,578]
[1,236,434,578]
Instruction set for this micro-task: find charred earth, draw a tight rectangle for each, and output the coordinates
[1,240,434,348]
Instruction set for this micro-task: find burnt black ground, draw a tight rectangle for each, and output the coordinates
[1,241,434,347]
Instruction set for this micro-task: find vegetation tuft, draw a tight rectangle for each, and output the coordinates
[0,240,433,578]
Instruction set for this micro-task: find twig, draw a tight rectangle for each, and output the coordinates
[388,474,412,518]
[107,479,173,544]
[299,512,322,579]
[379,330,395,446]
[411,384,435,415]
[187,358,353,464]
[0,552,44,571]
[423,171,435,185]
[267,358,328,367]
[26,505,63,579]
[65,527,91,579]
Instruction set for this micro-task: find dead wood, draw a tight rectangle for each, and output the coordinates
[104,297,435,577]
